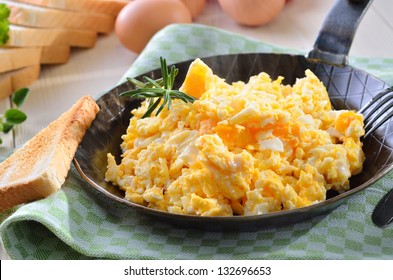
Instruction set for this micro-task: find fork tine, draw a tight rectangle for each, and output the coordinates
[358,86,393,138]
[358,86,393,114]
[362,94,393,122]
[364,102,393,137]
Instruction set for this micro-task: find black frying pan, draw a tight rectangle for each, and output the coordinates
[74,0,393,231]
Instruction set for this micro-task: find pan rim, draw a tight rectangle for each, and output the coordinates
[74,52,392,229]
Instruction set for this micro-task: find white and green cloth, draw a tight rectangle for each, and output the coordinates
[1,24,393,260]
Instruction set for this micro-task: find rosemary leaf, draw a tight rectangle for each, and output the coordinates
[126,77,146,89]
[120,57,196,118]
[142,98,161,118]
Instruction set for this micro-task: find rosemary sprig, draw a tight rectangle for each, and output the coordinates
[120,57,196,118]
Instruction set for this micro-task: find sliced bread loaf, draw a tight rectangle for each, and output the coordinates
[40,45,70,64]
[0,64,40,100]
[0,47,41,73]
[10,0,128,16]
[5,0,115,33]
[5,24,97,48]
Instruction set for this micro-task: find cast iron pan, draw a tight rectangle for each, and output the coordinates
[74,0,393,231]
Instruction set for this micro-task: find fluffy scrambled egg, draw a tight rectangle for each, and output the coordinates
[105,58,365,216]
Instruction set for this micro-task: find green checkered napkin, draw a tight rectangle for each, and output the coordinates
[1,24,393,260]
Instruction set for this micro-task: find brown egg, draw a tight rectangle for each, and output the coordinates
[115,0,192,54]
[217,0,285,27]
[180,0,206,19]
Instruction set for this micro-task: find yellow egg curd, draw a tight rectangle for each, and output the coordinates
[105,58,365,216]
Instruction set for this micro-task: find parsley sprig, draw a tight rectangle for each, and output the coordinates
[120,57,196,118]
[0,3,10,45]
[0,88,29,144]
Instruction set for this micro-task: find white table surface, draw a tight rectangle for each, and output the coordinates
[1,0,393,260]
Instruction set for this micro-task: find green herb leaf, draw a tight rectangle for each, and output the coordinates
[126,77,148,89]
[142,98,161,119]
[12,88,29,107]
[4,108,27,125]
[0,4,10,45]
[0,3,10,18]
[0,87,30,145]
[121,57,196,118]
[2,122,13,133]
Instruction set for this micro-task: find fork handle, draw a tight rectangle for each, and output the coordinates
[308,0,373,66]
[372,188,393,227]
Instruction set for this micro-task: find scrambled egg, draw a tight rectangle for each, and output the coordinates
[105,58,365,216]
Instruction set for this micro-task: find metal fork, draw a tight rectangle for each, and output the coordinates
[358,86,393,138]
[357,86,393,227]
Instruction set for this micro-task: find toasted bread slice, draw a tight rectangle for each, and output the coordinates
[0,47,41,73]
[10,0,128,16]
[5,24,97,48]
[0,64,40,100]
[40,45,70,64]
[0,96,99,211]
[5,0,115,33]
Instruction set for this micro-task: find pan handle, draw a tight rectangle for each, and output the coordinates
[307,0,373,66]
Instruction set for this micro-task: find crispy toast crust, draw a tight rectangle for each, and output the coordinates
[0,96,99,211]
[6,0,115,33]
[0,47,41,73]
[10,0,128,16]
[0,64,41,100]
